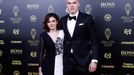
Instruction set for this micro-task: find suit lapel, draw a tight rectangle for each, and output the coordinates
[72,12,82,38]
[63,15,72,39]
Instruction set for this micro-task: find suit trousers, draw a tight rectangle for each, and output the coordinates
[63,53,89,75]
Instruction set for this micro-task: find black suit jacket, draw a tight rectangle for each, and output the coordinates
[61,12,98,66]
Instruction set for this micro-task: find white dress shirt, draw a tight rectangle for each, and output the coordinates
[67,12,79,37]
[67,12,79,53]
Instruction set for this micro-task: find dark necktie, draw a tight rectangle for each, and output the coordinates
[68,16,76,20]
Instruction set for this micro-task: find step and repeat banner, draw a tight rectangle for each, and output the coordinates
[0,0,134,75]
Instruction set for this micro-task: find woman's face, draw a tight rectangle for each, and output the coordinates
[47,16,58,30]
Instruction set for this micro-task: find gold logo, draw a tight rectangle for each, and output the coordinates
[122,62,134,68]
[48,5,54,13]
[0,20,4,24]
[0,50,3,57]
[27,4,39,10]
[30,51,37,58]
[104,28,111,40]
[65,8,69,14]
[12,60,22,65]
[13,70,20,75]
[0,40,4,45]
[28,63,39,67]
[10,49,23,55]
[0,29,5,34]
[13,6,19,17]
[124,29,132,35]
[121,50,134,57]
[125,3,132,16]
[31,28,36,40]
[101,2,115,8]
[104,53,112,59]
[104,14,112,22]
[0,9,2,15]
[85,4,91,15]
[13,29,20,35]
[10,6,22,24]
[30,15,37,22]
[121,3,134,23]
[11,40,22,44]
[28,28,39,46]
[28,72,38,75]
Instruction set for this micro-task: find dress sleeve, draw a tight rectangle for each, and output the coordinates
[39,34,46,67]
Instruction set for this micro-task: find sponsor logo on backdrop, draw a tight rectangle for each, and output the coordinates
[0,9,4,24]
[13,70,20,75]
[0,63,2,73]
[31,28,36,40]
[28,72,38,75]
[121,50,134,57]
[0,29,5,34]
[85,4,91,15]
[101,65,115,68]
[10,49,23,55]
[104,53,112,59]
[101,28,115,47]
[104,14,112,22]
[101,2,115,8]
[28,28,39,46]
[11,40,22,44]
[13,29,20,35]
[0,8,2,15]
[121,3,134,23]
[30,51,37,58]
[0,40,4,45]
[10,6,22,24]
[0,20,4,24]
[121,41,134,45]
[65,8,69,14]
[28,63,39,67]
[13,6,19,17]
[124,29,132,35]
[0,50,3,57]
[48,5,54,13]
[105,28,111,40]
[30,15,37,22]
[27,4,39,10]
[12,60,22,65]
[122,62,134,68]
[125,3,132,16]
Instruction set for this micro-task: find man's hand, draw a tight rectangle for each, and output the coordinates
[88,62,97,72]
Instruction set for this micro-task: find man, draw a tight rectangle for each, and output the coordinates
[60,0,99,75]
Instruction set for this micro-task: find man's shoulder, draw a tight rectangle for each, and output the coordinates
[78,12,94,21]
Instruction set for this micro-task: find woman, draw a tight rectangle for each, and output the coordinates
[39,13,64,75]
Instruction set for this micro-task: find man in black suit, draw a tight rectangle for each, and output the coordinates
[60,0,99,75]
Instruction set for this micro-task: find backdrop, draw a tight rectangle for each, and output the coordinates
[0,0,134,75]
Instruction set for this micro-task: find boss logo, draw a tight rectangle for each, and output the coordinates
[101,2,115,8]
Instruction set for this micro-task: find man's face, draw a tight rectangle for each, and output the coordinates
[66,0,80,15]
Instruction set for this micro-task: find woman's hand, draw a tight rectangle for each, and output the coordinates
[39,67,43,75]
